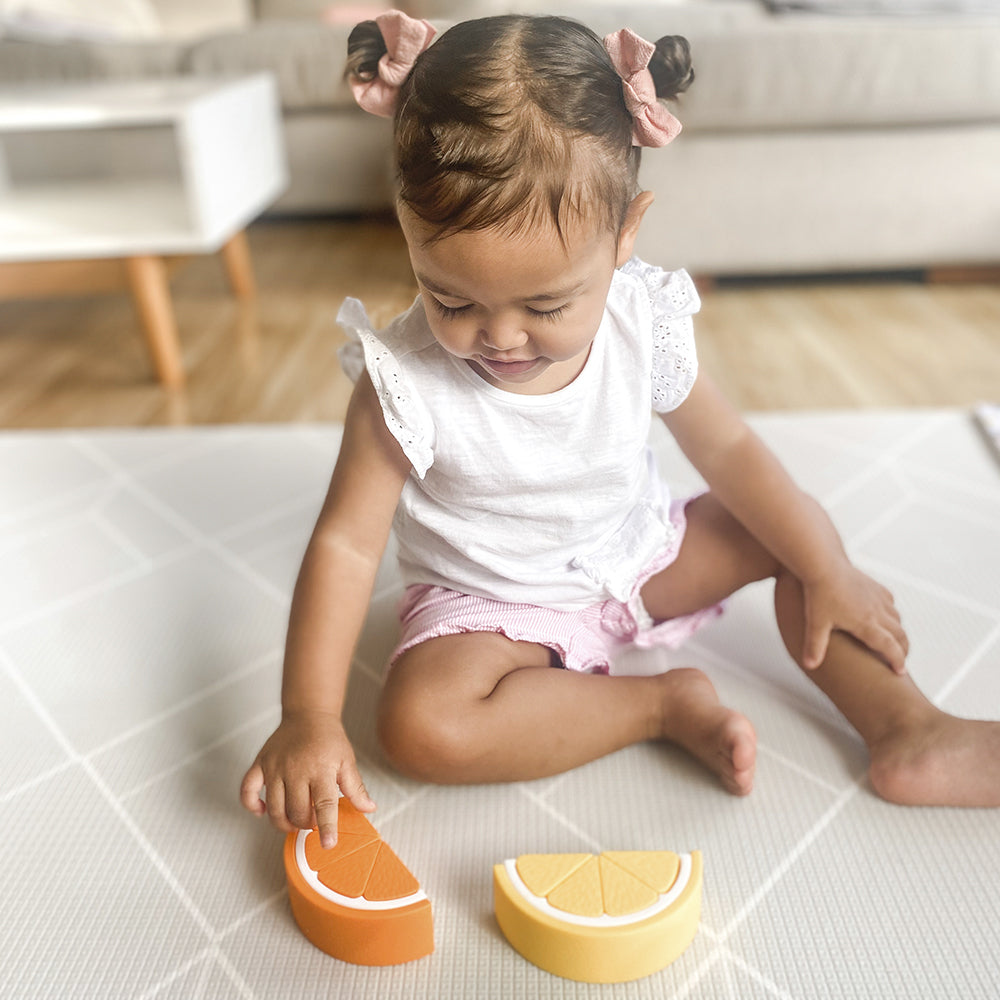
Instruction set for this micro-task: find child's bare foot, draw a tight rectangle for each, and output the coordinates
[868,710,1000,807]
[658,668,756,796]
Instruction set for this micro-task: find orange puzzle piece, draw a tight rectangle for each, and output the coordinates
[283,799,434,966]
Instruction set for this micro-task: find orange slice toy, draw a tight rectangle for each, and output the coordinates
[283,799,433,966]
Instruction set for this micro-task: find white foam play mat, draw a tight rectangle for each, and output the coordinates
[1,409,998,998]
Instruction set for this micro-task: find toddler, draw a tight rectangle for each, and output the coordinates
[242,11,1000,848]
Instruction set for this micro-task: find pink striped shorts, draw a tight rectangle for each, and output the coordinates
[391,497,724,675]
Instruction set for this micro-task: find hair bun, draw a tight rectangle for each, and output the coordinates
[649,35,694,100]
[346,20,387,82]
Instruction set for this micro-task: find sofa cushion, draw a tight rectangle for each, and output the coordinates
[5,4,999,131]
[408,1,764,31]
[256,0,335,15]
[147,0,252,40]
[0,0,161,42]
[185,19,354,111]
[407,0,525,16]
[668,17,1000,132]
[765,0,996,11]
[0,36,183,83]
[256,0,375,16]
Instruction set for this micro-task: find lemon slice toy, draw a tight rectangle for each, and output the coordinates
[493,849,702,983]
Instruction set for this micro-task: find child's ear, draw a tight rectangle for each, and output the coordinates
[616,191,654,267]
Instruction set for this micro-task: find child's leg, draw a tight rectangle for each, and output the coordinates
[378,631,756,794]
[380,493,1000,805]
[378,494,772,793]
[644,494,1000,807]
[773,574,1000,807]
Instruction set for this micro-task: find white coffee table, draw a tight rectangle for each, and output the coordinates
[0,74,287,387]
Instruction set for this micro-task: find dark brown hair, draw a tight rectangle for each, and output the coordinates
[347,15,693,242]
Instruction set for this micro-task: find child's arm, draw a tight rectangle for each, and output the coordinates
[240,373,411,847]
[660,374,908,673]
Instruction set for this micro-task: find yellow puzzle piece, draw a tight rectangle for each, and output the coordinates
[493,848,702,983]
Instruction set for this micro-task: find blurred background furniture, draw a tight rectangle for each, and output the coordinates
[2,0,997,276]
[0,73,287,386]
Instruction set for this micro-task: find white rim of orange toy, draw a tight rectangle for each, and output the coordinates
[501,852,694,927]
[294,829,429,911]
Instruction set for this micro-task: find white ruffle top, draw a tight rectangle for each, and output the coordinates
[338,258,700,610]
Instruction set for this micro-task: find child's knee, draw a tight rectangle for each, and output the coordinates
[376,674,469,782]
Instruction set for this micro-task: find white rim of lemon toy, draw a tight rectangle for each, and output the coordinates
[501,852,694,927]
[294,829,428,911]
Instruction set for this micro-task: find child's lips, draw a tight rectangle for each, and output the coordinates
[479,355,540,376]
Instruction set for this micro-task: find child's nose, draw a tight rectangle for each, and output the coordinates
[480,316,528,351]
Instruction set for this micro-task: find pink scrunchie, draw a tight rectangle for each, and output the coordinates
[603,28,682,148]
[349,9,436,118]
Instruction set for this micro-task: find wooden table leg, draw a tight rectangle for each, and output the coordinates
[924,266,1000,284]
[125,254,185,389]
[220,229,257,299]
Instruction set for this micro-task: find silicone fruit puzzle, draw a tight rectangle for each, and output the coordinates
[284,798,701,983]
[283,799,433,966]
[494,848,703,983]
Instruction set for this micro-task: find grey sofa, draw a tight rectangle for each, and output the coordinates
[2,0,999,276]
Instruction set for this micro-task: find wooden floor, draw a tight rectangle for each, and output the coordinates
[1,217,998,428]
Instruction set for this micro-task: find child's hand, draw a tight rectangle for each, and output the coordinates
[240,709,376,849]
[801,563,909,674]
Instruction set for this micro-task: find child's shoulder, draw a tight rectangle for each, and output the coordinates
[337,295,439,383]
[336,295,438,477]
[615,257,701,320]
[339,295,437,356]
[616,260,700,413]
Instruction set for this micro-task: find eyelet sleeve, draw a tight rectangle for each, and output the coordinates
[623,259,701,413]
[337,297,434,478]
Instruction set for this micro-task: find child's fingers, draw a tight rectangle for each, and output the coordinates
[339,761,377,814]
[263,778,296,833]
[872,625,908,675]
[802,636,828,670]
[312,784,342,849]
[884,629,908,675]
[239,764,267,816]
[801,615,831,670]
[890,612,910,661]
[848,614,907,675]
[873,582,908,670]
[313,764,376,850]
[284,781,316,832]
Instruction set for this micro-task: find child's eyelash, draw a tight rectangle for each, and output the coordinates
[431,299,471,320]
[528,305,568,322]
[430,297,568,322]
